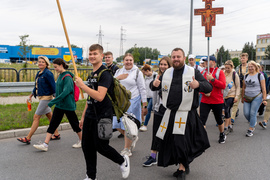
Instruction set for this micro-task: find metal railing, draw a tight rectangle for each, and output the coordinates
[0,68,93,82]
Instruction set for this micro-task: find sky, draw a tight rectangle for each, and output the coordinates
[1,0,270,59]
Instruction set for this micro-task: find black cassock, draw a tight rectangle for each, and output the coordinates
[152,65,212,168]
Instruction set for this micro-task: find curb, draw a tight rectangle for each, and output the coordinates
[0,123,71,140]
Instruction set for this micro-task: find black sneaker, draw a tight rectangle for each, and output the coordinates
[177,170,186,180]
[173,167,190,177]
[259,121,267,129]
[143,156,157,167]
[118,133,124,138]
[218,133,226,143]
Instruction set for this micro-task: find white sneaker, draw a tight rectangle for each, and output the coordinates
[120,155,130,179]
[33,142,48,152]
[130,136,139,151]
[139,125,147,132]
[83,175,97,180]
[120,148,132,156]
[72,140,81,148]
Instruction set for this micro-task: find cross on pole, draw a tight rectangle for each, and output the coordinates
[194,0,223,37]
[175,117,186,129]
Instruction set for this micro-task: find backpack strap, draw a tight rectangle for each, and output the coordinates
[232,71,236,84]
[62,74,73,80]
[215,68,221,80]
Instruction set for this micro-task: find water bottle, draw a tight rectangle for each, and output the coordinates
[227,81,233,90]
[27,99,32,111]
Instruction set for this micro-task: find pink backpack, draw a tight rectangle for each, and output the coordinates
[62,74,80,102]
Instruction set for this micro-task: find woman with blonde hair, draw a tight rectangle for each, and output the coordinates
[242,60,267,137]
[17,56,59,144]
[223,60,240,135]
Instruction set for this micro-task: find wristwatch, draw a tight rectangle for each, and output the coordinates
[211,78,215,82]
[143,106,147,109]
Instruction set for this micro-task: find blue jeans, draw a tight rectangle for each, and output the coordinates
[144,98,153,126]
[243,94,262,128]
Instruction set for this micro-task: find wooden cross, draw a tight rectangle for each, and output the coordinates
[175,117,186,129]
[194,0,224,37]
[160,122,167,132]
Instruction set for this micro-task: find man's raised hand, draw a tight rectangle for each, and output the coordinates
[189,76,199,89]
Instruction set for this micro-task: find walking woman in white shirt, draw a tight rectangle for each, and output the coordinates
[113,53,148,156]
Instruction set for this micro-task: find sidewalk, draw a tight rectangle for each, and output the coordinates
[0,93,88,139]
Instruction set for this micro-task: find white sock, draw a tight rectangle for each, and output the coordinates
[43,143,48,147]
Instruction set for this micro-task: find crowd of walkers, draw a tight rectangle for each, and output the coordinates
[16,45,270,180]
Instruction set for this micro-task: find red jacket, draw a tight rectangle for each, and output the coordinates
[201,67,226,104]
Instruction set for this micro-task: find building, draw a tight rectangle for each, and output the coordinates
[256,33,270,61]
[0,45,83,63]
[228,50,242,59]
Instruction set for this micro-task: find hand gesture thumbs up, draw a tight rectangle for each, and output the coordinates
[189,76,199,89]
[153,75,161,87]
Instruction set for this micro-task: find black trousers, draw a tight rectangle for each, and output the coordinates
[82,115,124,179]
[224,98,234,119]
[200,103,224,126]
[47,107,81,134]
[151,112,162,151]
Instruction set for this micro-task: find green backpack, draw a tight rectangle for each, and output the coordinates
[97,69,131,121]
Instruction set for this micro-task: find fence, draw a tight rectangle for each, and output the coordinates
[0,68,93,82]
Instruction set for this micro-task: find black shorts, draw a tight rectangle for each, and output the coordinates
[200,103,224,126]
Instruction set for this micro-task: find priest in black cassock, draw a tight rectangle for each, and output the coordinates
[151,48,212,180]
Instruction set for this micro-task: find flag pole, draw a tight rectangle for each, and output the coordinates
[207,37,210,72]
[56,0,84,99]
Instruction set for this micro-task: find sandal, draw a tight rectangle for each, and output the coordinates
[17,137,31,144]
[51,134,61,140]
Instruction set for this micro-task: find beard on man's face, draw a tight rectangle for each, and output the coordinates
[172,60,185,70]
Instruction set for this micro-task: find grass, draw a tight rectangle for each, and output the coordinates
[0,92,30,97]
[0,99,87,131]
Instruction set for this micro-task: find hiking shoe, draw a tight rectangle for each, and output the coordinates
[143,156,157,167]
[72,140,81,148]
[173,167,190,177]
[130,136,139,151]
[231,118,235,125]
[33,142,48,152]
[259,121,267,129]
[218,133,226,144]
[120,155,130,179]
[121,148,132,156]
[139,125,147,132]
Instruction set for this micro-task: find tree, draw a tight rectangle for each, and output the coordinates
[124,46,161,65]
[217,45,231,66]
[18,34,31,61]
[265,45,270,59]
[231,57,240,68]
[71,44,80,48]
[132,45,140,63]
[242,42,256,60]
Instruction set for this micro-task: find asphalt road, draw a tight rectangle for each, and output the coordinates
[1,104,270,180]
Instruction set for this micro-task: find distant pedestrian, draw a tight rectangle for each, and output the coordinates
[188,54,204,72]
[140,64,158,132]
[75,44,130,180]
[17,56,58,144]
[33,58,82,151]
[104,51,119,75]
[242,60,267,137]
[143,56,171,167]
